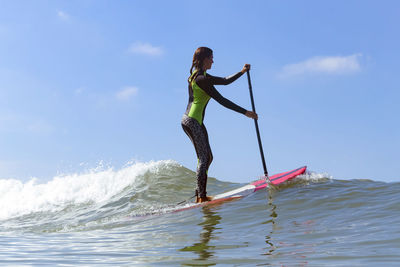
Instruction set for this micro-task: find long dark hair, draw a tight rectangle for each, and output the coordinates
[188,47,213,83]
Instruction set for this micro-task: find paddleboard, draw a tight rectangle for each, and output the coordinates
[174,166,307,212]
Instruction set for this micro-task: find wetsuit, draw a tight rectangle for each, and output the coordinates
[181,69,246,198]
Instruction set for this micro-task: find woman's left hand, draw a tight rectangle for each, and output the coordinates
[241,64,251,73]
[245,110,258,120]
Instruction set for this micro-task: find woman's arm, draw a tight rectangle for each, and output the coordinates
[206,64,251,85]
[210,87,247,114]
[203,84,258,119]
[207,72,243,85]
[197,78,246,114]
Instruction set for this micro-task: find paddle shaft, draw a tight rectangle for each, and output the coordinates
[246,70,269,177]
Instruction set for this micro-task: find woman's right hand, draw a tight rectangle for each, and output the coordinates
[245,110,258,120]
[241,64,251,74]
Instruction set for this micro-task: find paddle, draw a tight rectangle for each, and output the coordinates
[246,70,269,178]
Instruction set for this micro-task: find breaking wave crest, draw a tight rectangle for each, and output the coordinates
[0,161,340,232]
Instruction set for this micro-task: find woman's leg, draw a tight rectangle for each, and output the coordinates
[181,115,212,199]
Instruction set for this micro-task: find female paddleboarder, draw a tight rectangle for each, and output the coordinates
[182,47,258,203]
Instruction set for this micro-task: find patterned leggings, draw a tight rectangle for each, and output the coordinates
[181,115,213,198]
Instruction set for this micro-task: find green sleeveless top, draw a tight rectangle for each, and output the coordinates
[188,70,210,125]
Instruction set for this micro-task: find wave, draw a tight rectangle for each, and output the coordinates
[0,160,231,232]
[0,161,185,219]
[1,160,390,233]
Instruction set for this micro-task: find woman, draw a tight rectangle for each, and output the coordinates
[182,47,258,203]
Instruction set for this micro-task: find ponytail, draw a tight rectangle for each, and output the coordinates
[188,47,213,83]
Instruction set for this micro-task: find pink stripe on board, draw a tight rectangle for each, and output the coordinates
[251,179,267,186]
[270,166,307,185]
[251,166,307,186]
[254,183,268,192]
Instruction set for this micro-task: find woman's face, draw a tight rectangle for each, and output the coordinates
[203,54,214,70]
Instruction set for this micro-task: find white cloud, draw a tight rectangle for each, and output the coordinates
[128,42,164,56]
[280,54,362,77]
[57,10,70,21]
[116,86,139,101]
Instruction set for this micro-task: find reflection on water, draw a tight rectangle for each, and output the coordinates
[180,193,283,265]
[179,206,221,263]
[262,189,277,256]
[179,188,319,265]
[263,188,310,266]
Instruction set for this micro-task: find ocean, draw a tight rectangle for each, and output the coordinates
[0,160,399,266]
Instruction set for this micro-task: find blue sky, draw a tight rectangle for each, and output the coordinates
[0,0,399,183]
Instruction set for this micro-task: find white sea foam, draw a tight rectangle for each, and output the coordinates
[298,170,333,182]
[0,160,178,220]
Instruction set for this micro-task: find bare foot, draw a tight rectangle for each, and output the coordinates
[195,196,213,203]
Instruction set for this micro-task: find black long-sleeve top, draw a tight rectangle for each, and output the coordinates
[185,70,247,125]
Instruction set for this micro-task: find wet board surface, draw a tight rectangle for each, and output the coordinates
[172,166,307,212]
